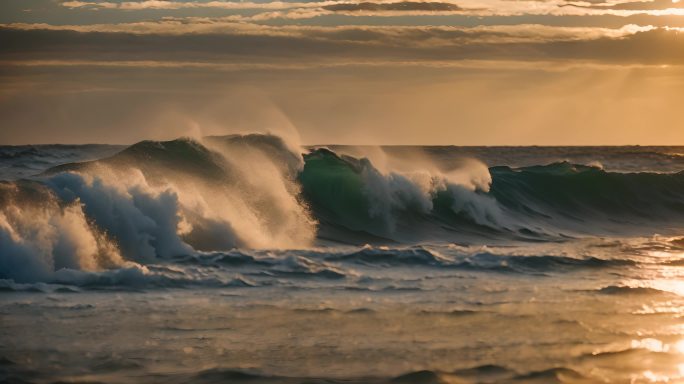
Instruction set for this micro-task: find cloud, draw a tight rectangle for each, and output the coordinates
[58,0,469,13]
[2,21,679,66]
[56,0,474,19]
[0,20,652,41]
[54,0,684,17]
[322,1,462,11]
[60,0,320,10]
[563,0,684,10]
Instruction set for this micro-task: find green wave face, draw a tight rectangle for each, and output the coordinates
[490,163,684,221]
[299,149,380,231]
[301,150,684,242]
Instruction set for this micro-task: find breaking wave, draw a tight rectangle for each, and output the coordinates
[301,148,684,242]
[1,135,316,282]
[2,134,684,283]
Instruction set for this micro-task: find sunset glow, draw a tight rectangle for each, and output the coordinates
[1,0,684,144]
[3,1,684,383]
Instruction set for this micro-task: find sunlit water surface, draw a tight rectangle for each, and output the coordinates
[3,239,684,383]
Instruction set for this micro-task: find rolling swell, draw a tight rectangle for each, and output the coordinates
[300,149,684,242]
[489,162,684,226]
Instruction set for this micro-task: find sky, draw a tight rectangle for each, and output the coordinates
[1,0,683,145]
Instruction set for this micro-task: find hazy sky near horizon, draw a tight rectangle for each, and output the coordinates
[1,0,684,145]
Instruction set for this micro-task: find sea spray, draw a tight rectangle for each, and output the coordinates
[0,181,124,282]
[0,134,319,282]
[47,135,318,250]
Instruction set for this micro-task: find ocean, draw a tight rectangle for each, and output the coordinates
[2,136,684,383]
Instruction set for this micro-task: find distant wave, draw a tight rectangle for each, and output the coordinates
[319,246,636,272]
[99,365,584,384]
[594,285,671,296]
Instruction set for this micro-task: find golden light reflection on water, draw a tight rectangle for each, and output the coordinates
[630,338,684,353]
[623,339,684,382]
[619,245,684,297]
[601,246,684,382]
[650,279,684,297]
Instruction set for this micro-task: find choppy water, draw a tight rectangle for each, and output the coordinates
[2,137,684,383]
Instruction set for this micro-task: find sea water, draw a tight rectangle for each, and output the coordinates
[2,137,684,383]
